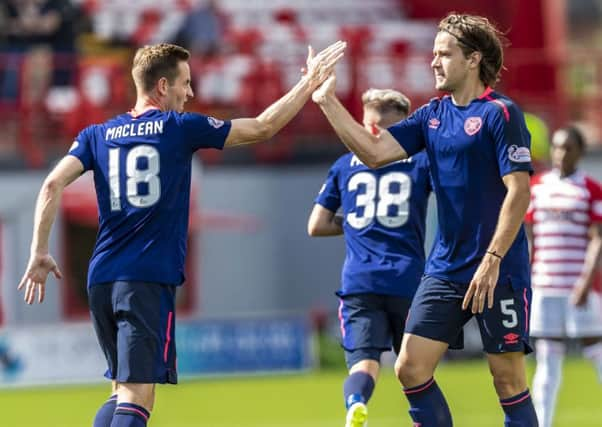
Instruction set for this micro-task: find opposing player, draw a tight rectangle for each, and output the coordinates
[312,13,538,426]
[525,125,602,427]
[17,41,345,427]
[307,88,431,427]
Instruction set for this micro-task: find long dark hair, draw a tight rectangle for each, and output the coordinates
[438,13,508,87]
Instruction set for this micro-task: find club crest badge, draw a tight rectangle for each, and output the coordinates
[428,118,440,129]
[464,117,482,136]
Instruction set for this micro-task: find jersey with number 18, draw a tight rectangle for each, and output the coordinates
[315,151,432,298]
[68,109,231,288]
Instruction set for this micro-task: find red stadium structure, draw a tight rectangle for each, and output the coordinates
[1,0,598,169]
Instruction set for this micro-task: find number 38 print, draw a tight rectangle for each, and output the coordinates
[347,171,411,229]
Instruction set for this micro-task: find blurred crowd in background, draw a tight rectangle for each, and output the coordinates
[1,0,602,169]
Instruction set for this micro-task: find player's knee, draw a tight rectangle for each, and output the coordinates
[395,354,430,387]
[118,383,155,412]
[491,371,526,398]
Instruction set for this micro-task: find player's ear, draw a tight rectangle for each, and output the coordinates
[157,77,169,96]
[469,51,482,69]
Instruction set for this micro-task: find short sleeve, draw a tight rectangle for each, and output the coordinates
[587,178,602,223]
[387,105,427,157]
[68,126,94,171]
[178,113,232,152]
[488,103,534,177]
[315,163,341,212]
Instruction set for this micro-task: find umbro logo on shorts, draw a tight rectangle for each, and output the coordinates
[503,333,520,344]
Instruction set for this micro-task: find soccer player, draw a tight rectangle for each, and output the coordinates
[17,41,345,427]
[525,125,602,427]
[312,13,538,427]
[307,88,431,427]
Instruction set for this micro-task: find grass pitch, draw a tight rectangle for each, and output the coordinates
[1,358,600,426]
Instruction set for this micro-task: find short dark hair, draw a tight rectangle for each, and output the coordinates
[132,43,190,93]
[438,13,508,87]
[557,125,586,152]
[361,88,411,117]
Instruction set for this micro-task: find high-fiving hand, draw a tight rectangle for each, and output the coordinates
[303,41,346,88]
[18,252,63,304]
[312,73,337,104]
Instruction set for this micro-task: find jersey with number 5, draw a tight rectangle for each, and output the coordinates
[315,151,432,297]
[68,109,231,288]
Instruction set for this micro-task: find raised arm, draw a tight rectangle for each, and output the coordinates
[312,74,408,168]
[463,170,531,313]
[18,155,84,304]
[224,41,346,147]
[307,204,343,237]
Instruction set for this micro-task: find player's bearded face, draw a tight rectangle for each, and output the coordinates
[431,32,470,92]
[166,61,194,112]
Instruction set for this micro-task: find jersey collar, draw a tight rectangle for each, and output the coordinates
[128,107,161,118]
[478,86,494,99]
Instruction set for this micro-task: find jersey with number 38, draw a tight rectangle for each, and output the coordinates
[68,109,231,288]
[315,151,432,297]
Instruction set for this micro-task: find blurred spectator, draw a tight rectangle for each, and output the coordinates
[0,0,80,109]
[174,0,226,57]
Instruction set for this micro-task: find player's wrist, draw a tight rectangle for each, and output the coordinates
[313,90,335,106]
[485,250,503,261]
[30,246,49,257]
[301,71,320,89]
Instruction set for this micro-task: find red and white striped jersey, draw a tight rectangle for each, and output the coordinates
[525,170,602,295]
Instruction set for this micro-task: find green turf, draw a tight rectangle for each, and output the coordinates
[1,358,600,426]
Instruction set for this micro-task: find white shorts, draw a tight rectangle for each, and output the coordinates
[530,290,602,338]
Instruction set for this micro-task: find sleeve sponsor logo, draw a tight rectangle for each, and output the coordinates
[208,116,224,129]
[507,145,531,163]
[464,116,482,135]
[69,140,79,152]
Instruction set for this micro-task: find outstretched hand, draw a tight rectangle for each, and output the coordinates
[18,253,62,304]
[312,73,337,104]
[303,41,346,88]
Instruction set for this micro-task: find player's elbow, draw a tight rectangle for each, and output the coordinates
[366,157,388,169]
[232,121,271,146]
[42,176,64,195]
[307,220,321,236]
[307,216,331,236]
[362,142,401,169]
[363,152,391,169]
